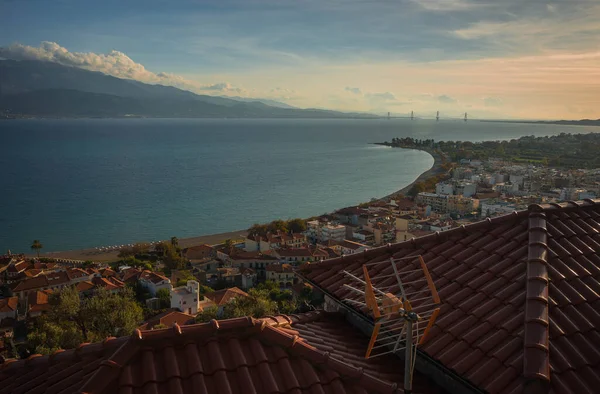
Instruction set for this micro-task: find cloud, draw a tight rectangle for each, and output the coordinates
[411,0,486,11]
[483,97,503,106]
[0,41,196,89]
[437,94,457,104]
[367,92,396,101]
[199,82,244,93]
[345,87,362,95]
[0,41,251,96]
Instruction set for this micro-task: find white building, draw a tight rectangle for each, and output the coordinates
[435,183,454,195]
[140,271,172,296]
[455,182,477,198]
[170,280,200,315]
[416,193,450,213]
[320,224,346,242]
[306,220,321,241]
[481,201,518,217]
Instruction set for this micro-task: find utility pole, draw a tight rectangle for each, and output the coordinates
[436,111,439,122]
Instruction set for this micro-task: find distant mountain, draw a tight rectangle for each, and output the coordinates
[224,96,297,109]
[481,119,600,127]
[0,59,375,119]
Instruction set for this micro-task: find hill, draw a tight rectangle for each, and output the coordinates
[0,59,375,119]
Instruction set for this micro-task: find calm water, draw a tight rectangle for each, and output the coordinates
[1,118,597,252]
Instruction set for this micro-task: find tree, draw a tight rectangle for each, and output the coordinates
[31,240,43,258]
[223,239,234,255]
[288,218,307,233]
[170,237,179,249]
[27,286,143,354]
[156,288,171,308]
[195,306,218,323]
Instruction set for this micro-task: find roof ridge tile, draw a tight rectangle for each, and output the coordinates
[523,210,551,388]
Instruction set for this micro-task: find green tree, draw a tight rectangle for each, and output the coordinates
[288,218,307,233]
[170,237,179,249]
[31,240,43,258]
[27,286,143,354]
[223,239,235,255]
[195,306,219,323]
[156,288,171,308]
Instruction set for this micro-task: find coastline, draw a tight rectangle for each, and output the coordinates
[379,147,444,200]
[37,148,443,262]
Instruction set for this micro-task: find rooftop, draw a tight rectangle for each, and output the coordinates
[0,314,412,394]
[137,310,195,330]
[300,199,600,394]
[204,287,249,306]
[0,311,451,394]
[0,297,18,313]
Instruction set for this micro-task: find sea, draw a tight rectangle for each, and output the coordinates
[1,118,598,253]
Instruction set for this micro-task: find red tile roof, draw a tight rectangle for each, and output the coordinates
[76,281,95,292]
[46,271,70,287]
[299,200,600,394]
[139,270,169,284]
[0,297,18,313]
[0,316,402,394]
[138,310,195,330]
[205,287,249,306]
[27,290,52,313]
[11,275,49,292]
[7,261,28,274]
[261,312,442,394]
[67,268,90,280]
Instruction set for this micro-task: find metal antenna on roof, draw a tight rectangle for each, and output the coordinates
[341,255,440,394]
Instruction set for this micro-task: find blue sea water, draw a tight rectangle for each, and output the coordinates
[0,118,597,252]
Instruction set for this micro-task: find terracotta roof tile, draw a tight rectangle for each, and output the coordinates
[0,297,18,313]
[299,199,600,394]
[204,287,249,306]
[2,313,427,394]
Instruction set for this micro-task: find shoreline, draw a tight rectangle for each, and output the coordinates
[34,148,443,262]
[378,147,444,200]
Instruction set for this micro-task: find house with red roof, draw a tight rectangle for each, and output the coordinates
[138,270,171,296]
[273,246,330,263]
[0,312,444,394]
[137,310,195,330]
[5,261,29,279]
[266,263,296,287]
[26,290,52,318]
[203,286,249,315]
[0,297,18,322]
[299,199,600,394]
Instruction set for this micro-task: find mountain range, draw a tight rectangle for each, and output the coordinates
[0,59,375,119]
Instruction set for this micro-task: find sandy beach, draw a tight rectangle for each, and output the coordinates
[39,148,443,263]
[380,147,445,200]
[39,230,248,262]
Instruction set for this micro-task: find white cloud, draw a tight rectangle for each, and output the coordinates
[0,41,193,88]
[438,94,457,104]
[412,0,486,11]
[367,92,396,101]
[200,82,245,94]
[484,97,503,106]
[0,41,248,95]
[345,87,362,95]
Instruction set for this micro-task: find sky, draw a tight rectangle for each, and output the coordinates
[1,0,599,119]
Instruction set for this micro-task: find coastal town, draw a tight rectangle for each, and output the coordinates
[1,133,599,393]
